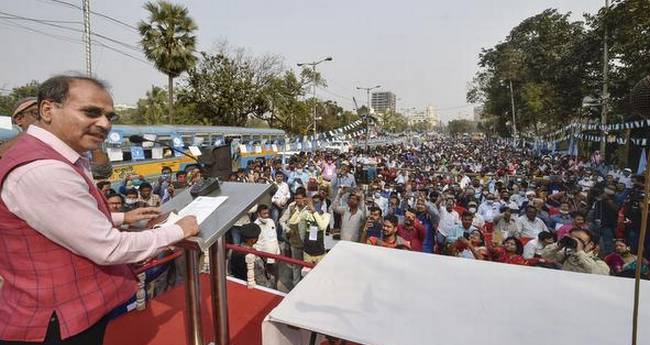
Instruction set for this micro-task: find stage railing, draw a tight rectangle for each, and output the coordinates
[130,244,316,310]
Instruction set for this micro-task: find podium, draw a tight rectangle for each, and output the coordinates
[161,182,272,345]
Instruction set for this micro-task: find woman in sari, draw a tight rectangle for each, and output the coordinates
[490,236,537,266]
[605,239,649,279]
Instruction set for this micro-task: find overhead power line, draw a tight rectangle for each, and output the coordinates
[0,19,151,66]
[316,86,355,106]
[0,10,142,53]
[43,0,139,32]
[0,15,81,24]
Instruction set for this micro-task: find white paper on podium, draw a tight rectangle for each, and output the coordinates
[178,196,228,224]
[151,146,163,159]
[107,147,123,161]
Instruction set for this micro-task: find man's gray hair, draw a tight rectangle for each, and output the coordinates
[37,74,109,115]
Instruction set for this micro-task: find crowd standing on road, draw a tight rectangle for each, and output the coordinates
[100,135,650,291]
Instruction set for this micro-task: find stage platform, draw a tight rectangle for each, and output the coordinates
[104,274,284,345]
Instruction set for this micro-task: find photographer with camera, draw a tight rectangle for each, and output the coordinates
[540,228,610,275]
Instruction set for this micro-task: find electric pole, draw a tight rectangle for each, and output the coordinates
[600,0,610,158]
[83,0,92,76]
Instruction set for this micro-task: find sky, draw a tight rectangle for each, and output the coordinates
[0,0,604,123]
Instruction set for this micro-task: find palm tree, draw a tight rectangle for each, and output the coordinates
[139,1,197,124]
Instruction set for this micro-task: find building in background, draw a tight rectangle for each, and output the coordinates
[473,106,484,121]
[426,104,439,127]
[371,91,396,114]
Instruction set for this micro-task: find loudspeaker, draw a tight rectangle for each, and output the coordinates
[200,145,232,180]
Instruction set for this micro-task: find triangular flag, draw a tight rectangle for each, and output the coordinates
[638,148,647,175]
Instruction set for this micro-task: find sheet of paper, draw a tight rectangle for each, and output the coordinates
[189,145,202,156]
[151,146,163,159]
[107,147,123,161]
[154,212,183,229]
[309,225,318,241]
[178,196,229,224]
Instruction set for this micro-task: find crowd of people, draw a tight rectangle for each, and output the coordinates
[99,135,650,291]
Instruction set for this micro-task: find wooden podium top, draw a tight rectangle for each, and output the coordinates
[160,182,272,251]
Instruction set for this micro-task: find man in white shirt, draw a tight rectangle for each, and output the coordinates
[271,172,290,224]
[516,205,550,239]
[477,193,500,223]
[253,204,280,263]
[437,198,460,245]
[523,231,556,259]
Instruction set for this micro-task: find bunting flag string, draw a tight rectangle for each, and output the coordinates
[538,118,650,141]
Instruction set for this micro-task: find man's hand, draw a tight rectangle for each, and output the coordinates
[176,216,200,238]
[124,207,160,224]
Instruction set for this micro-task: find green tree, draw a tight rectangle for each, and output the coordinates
[180,52,262,126]
[139,0,197,124]
[585,0,650,118]
[468,9,591,136]
[119,85,199,125]
[447,119,476,136]
[0,81,40,116]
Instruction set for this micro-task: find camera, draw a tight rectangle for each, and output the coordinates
[558,236,578,250]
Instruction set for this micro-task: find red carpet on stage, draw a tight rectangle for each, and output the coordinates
[104,275,283,345]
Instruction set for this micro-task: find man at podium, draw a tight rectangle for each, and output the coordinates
[0,75,199,345]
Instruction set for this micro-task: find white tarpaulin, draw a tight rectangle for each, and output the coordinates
[263,241,650,345]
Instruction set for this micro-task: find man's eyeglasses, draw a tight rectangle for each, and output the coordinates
[53,102,120,122]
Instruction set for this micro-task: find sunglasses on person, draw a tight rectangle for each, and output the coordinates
[52,102,120,122]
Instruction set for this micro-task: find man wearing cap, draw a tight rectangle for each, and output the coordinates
[0,75,200,344]
[0,98,39,158]
[1,96,114,180]
[619,168,633,189]
[11,97,39,131]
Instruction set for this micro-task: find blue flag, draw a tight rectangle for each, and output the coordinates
[638,148,647,175]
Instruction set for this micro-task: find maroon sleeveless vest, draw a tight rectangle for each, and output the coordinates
[0,134,136,341]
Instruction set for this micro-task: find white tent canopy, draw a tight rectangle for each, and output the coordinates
[263,241,650,345]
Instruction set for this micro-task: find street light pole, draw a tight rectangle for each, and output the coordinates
[297,57,333,136]
[356,85,381,152]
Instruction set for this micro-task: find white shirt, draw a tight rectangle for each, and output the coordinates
[516,215,549,239]
[271,181,291,207]
[523,239,545,259]
[438,207,460,237]
[253,218,280,263]
[477,201,500,223]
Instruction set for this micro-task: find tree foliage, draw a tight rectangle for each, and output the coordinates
[179,46,356,135]
[469,2,650,137]
[447,119,477,136]
[0,81,39,116]
[139,0,197,124]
